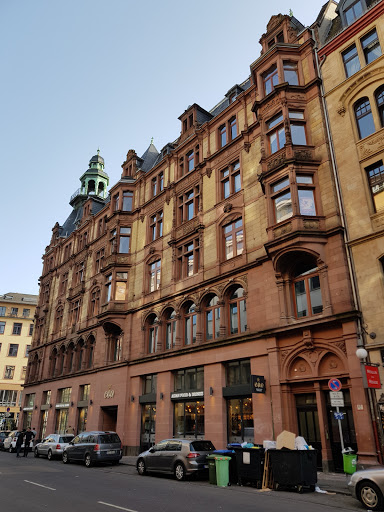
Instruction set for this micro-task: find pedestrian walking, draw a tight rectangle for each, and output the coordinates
[15,430,25,458]
[23,427,35,457]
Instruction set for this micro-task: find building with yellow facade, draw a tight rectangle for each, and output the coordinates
[316,0,384,456]
[0,293,38,430]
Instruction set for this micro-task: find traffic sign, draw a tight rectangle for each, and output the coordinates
[330,391,344,407]
[328,378,342,391]
[6,407,10,412]
[334,412,344,420]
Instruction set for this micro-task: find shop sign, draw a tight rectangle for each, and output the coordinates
[364,365,381,389]
[171,391,204,400]
[23,407,34,411]
[55,403,70,409]
[251,375,266,394]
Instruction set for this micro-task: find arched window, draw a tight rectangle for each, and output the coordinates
[164,309,177,350]
[375,86,384,128]
[50,348,58,377]
[205,295,221,341]
[355,97,375,139]
[55,306,64,333]
[147,314,158,354]
[76,340,84,371]
[87,180,95,194]
[67,343,75,373]
[293,262,323,318]
[87,336,95,368]
[58,346,66,375]
[229,288,247,335]
[184,302,197,346]
[90,288,101,317]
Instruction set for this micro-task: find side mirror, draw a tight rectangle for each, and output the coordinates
[149,447,156,453]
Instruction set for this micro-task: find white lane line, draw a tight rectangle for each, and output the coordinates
[24,480,56,491]
[97,502,138,512]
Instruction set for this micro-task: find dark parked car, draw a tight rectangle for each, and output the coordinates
[34,434,74,460]
[136,439,216,480]
[0,431,11,451]
[62,431,122,467]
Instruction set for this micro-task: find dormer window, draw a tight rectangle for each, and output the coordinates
[189,114,194,128]
[344,0,363,25]
[267,31,285,49]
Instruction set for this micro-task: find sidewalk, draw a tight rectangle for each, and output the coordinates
[120,456,350,495]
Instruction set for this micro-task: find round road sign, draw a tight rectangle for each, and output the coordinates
[328,378,342,391]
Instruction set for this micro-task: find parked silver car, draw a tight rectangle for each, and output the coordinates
[62,431,122,467]
[34,434,74,460]
[136,439,216,480]
[348,466,384,511]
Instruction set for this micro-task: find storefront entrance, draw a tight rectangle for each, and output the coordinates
[141,404,156,452]
[227,397,253,445]
[101,406,117,432]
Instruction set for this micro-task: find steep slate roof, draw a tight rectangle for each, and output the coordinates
[139,142,160,172]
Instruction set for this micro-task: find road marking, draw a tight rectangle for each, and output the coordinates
[24,480,56,491]
[97,502,138,512]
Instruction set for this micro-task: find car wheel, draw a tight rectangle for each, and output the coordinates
[84,453,93,467]
[47,449,53,461]
[174,462,185,481]
[358,481,384,511]
[137,459,146,475]
[34,448,39,458]
[62,452,70,464]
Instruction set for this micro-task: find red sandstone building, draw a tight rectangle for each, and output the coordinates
[23,10,379,471]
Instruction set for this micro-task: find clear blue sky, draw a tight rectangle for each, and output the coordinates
[1,0,324,296]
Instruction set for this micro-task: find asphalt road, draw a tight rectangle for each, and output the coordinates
[0,452,364,512]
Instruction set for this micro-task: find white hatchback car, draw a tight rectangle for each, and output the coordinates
[4,430,34,452]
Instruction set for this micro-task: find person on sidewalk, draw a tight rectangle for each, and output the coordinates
[15,430,25,458]
[23,427,35,457]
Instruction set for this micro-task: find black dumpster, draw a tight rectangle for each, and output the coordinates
[213,450,238,484]
[268,449,317,492]
[232,447,265,487]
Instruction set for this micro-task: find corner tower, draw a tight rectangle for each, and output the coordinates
[70,149,109,208]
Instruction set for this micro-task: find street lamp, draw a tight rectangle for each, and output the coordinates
[356,348,368,360]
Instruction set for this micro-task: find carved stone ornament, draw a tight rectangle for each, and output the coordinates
[273,222,292,238]
[149,247,155,254]
[243,142,251,153]
[266,14,285,33]
[337,104,346,117]
[335,340,346,354]
[140,215,145,223]
[303,219,319,230]
[267,151,287,171]
[358,131,384,160]
[206,167,212,178]
[223,203,233,213]
[280,349,290,362]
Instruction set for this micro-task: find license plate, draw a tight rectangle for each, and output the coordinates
[107,450,115,454]
[204,464,208,468]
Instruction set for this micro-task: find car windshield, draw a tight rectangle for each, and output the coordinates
[59,436,73,443]
[190,441,215,451]
[98,434,120,443]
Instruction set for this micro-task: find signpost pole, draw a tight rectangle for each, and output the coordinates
[336,406,345,452]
